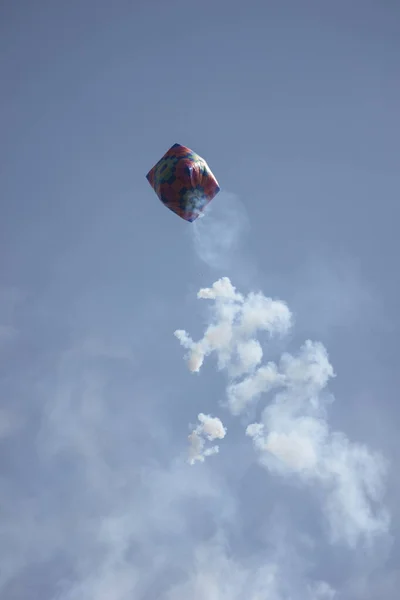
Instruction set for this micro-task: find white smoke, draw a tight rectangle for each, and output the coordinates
[174,277,291,379]
[188,413,227,465]
[166,538,338,600]
[175,277,389,546]
[166,538,337,600]
[191,192,250,271]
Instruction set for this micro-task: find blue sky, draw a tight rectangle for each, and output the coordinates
[1,1,399,598]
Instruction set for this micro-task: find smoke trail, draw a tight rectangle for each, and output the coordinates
[175,277,389,546]
[188,413,227,465]
[190,192,250,271]
[174,277,291,380]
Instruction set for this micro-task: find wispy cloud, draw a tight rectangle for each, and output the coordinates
[166,535,337,600]
[0,338,234,599]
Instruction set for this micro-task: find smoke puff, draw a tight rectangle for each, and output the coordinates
[188,413,227,465]
[175,277,389,546]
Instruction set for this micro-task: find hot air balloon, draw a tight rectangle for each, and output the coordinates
[146,143,220,222]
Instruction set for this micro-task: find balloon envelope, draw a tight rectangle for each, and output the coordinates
[146,143,220,222]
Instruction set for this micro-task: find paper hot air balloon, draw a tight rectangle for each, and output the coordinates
[146,143,220,222]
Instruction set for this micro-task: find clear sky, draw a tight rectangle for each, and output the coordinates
[1,1,399,598]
